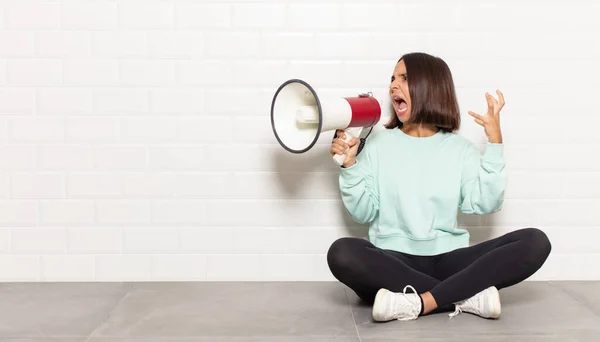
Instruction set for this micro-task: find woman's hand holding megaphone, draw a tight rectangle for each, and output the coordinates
[331,129,360,168]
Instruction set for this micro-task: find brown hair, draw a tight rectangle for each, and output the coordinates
[384,52,460,133]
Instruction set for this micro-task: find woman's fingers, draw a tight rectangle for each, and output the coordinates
[335,138,348,149]
[331,145,344,155]
[496,89,505,114]
[485,93,495,112]
[331,138,348,155]
[469,111,486,126]
[468,111,483,120]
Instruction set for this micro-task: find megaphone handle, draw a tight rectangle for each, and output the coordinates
[333,126,364,166]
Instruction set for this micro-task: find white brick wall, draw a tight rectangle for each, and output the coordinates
[0,0,598,281]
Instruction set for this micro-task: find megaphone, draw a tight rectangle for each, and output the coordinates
[270,79,386,166]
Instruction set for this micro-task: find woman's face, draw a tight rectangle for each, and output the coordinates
[389,59,411,122]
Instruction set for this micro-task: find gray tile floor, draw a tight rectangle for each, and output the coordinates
[1,281,599,341]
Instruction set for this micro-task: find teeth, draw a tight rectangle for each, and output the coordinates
[394,101,406,109]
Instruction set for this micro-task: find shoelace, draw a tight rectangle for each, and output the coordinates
[449,295,480,319]
[393,285,420,320]
[403,284,417,296]
[449,306,462,319]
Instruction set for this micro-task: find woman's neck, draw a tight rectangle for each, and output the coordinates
[401,124,439,138]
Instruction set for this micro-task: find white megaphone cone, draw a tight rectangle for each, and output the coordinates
[271,79,386,166]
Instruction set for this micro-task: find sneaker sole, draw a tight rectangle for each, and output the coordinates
[486,286,501,319]
[372,288,390,322]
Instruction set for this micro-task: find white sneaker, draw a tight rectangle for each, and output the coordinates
[449,286,501,319]
[372,285,422,322]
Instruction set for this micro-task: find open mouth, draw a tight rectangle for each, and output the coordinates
[392,95,408,113]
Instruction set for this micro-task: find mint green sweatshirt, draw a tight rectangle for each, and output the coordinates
[339,127,507,256]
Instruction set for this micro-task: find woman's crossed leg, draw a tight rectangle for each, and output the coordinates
[327,228,551,321]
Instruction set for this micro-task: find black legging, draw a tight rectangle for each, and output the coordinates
[327,227,551,311]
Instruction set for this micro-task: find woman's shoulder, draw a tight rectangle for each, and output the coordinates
[355,128,390,157]
[442,132,485,161]
[362,128,393,145]
[443,131,478,148]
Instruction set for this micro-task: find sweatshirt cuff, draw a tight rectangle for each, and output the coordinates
[340,160,363,178]
[483,142,504,163]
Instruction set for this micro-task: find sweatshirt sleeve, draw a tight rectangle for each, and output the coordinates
[338,139,380,224]
[459,141,507,215]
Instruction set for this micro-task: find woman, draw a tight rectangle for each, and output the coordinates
[327,52,551,322]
